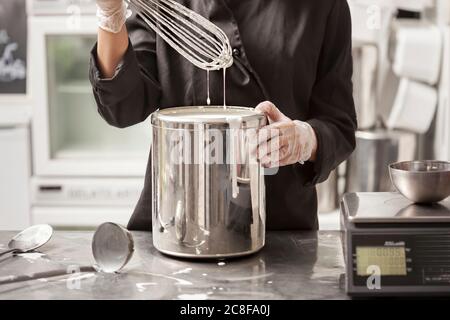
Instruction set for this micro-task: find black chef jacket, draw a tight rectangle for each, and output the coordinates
[89,0,357,231]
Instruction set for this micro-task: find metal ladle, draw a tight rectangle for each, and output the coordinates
[0,222,134,285]
[91,222,134,273]
[0,224,53,258]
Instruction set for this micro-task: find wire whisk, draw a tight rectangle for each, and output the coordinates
[127,0,233,71]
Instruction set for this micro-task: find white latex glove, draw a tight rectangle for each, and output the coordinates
[253,101,318,168]
[96,0,131,34]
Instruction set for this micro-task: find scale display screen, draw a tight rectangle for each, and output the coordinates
[356,247,407,276]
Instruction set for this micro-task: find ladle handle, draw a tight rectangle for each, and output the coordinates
[0,249,16,258]
[0,266,96,286]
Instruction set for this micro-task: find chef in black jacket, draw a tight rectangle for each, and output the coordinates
[90,0,357,231]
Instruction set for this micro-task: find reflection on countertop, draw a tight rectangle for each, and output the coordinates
[0,231,347,300]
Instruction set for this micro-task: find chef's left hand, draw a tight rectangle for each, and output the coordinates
[253,101,318,168]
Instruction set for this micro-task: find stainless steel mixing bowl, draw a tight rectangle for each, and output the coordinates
[389,160,450,203]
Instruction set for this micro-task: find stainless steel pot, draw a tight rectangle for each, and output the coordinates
[317,169,338,213]
[150,106,267,258]
[352,45,378,130]
[345,130,416,193]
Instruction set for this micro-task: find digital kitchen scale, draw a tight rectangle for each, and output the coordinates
[341,192,450,297]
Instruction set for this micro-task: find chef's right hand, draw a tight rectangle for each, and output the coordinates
[96,0,130,34]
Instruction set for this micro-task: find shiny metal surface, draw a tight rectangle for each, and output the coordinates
[345,130,416,193]
[92,223,134,273]
[389,160,450,204]
[0,223,135,285]
[0,225,53,257]
[151,106,267,258]
[0,231,347,300]
[128,0,233,71]
[317,170,338,212]
[352,45,378,130]
[343,192,450,224]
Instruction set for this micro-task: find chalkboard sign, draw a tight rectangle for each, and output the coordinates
[0,0,27,94]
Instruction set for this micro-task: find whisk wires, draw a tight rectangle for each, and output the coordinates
[127,0,233,71]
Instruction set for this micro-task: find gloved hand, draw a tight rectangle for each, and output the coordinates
[96,0,131,34]
[253,101,318,168]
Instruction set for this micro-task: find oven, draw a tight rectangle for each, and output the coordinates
[28,0,150,228]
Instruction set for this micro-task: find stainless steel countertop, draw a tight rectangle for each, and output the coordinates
[0,231,347,300]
